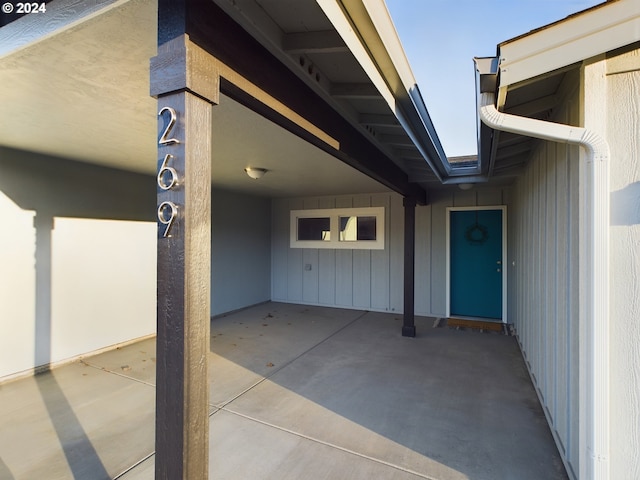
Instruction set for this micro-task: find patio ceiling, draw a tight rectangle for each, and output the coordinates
[0,0,448,199]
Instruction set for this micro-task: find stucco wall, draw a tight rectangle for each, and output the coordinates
[0,150,274,379]
[0,150,157,380]
[605,46,640,480]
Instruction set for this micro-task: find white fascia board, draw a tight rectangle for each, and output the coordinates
[360,0,417,92]
[317,0,448,178]
[498,0,640,88]
[361,0,449,175]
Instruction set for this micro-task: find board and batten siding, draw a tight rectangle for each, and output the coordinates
[271,189,509,316]
[510,82,582,478]
[271,193,403,313]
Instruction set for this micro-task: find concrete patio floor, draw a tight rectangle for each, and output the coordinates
[0,302,568,479]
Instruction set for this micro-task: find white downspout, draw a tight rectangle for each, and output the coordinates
[479,92,610,480]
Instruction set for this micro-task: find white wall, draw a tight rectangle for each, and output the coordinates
[603,46,640,480]
[271,188,510,317]
[0,202,156,381]
[0,191,37,378]
[49,218,156,363]
[0,150,157,381]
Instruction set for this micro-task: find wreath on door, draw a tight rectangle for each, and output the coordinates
[464,211,489,245]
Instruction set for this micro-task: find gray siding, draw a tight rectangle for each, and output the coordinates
[510,85,582,477]
[272,189,509,316]
[271,193,404,313]
[211,189,271,316]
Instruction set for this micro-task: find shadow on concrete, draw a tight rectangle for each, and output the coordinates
[33,212,110,480]
[0,456,15,480]
[208,303,568,480]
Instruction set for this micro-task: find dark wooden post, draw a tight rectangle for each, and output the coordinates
[402,197,417,337]
[150,35,219,480]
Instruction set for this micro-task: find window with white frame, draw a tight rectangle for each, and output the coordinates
[290,207,385,249]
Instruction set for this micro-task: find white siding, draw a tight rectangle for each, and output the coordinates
[605,47,640,480]
[272,189,509,316]
[513,47,640,479]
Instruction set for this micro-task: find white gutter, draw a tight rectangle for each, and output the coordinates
[479,92,610,480]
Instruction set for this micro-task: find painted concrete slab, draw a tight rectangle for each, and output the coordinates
[219,311,567,480]
[209,303,364,406]
[82,337,157,386]
[0,303,567,480]
[0,361,155,480]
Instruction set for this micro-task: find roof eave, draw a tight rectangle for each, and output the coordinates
[320,0,450,182]
[498,0,640,89]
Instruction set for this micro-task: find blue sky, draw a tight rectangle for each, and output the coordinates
[385,0,604,158]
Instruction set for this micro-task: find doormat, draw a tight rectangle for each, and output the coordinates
[434,317,513,335]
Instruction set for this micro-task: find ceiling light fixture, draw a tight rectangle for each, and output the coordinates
[244,167,268,179]
[457,183,473,191]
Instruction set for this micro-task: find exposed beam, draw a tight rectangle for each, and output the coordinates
[330,82,381,99]
[408,173,438,182]
[283,30,348,54]
[378,134,413,147]
[400,151,427,161]
[359,113,399,127]
[186,2,427,203]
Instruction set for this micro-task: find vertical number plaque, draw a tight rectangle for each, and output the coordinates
[157,107,180,237]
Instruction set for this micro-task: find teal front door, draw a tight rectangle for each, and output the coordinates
[449,209,503,320]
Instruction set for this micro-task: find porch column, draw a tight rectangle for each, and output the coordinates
[150,36,219,480]
[403,197,416,337]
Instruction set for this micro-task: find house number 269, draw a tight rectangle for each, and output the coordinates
[157,106,180,238]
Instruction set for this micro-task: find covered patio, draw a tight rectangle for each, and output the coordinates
[0,303,566,480]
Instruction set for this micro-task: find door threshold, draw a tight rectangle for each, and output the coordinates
[447,317,505,333]
[449,315,503,323]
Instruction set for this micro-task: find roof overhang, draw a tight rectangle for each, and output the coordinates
[475,0,640,184]
[497,0,640,92]
[0,0,450,203]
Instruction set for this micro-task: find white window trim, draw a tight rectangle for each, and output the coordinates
[290,207,385,250]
